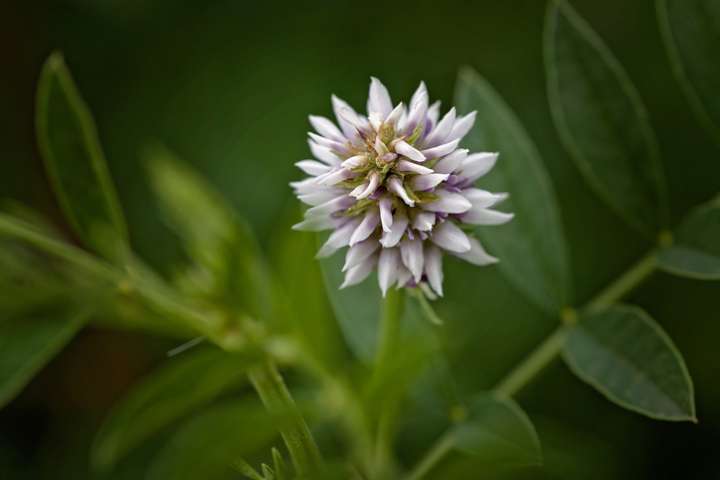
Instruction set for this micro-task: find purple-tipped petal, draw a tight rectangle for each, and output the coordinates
[409,173,449,191]
[317,168,354,186]
[298,188,344,206]
[380,209,408,247]
[341,154,368,169]
[306,195,353,217]
[309,115,345,142]
[396,265,413,288]
[424,245,444,296]
[452,237,498,266]
[412,211,436,231]
[387,176,415,207]
[394,140,426,162]
[292,215,339,232]
[379,197,393,232]
[349,209,380,245]
[447,111,476,142]
[463,189,509,209]
[308,132,348,154]
[395,160,433,175]
[341,254,377,288]
[343,238,380,271]
[309,141,342,165]
[431,221,471,253]
[424,107,456,147]
[377,248,400,296]
[385,102,405,125]
[368,77,393,118]
[433,149,468,174]
[459,152,498,182]
[400,237,424,282]
[421,138,460,160]
[296,160,331,176]
[423,190,472,214]
[316,217,362,258]
[461,209,514,225]
[426,101,441,126]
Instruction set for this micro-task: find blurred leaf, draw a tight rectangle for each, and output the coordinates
[36,52,129,261]
[146,145,274,322]
[545,1,667,235]
[147,400,279,480]
[0,307,87,408]
[452,394,541,466]
[658,195,720,279]
[92,347,252,470]
[658,0,720,143]
[563,305,695,421]
[271,447,289,480]
[455,67,570,314]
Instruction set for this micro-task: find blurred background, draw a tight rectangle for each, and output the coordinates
[1,0,719,478]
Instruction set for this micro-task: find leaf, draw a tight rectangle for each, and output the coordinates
[147,400,279,480]
[92,347,251,470]
[0,307,87,408]
[563,304,695,421]
[452,394,542,467]
[657,195,720,279]
[145,145,273,321]
[36,52,129,261]
[545,1,668,235]
[455,67,571,314]
[658,0,720,143]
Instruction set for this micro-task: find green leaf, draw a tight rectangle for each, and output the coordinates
[36,52,129,261]
[658,195,720,279]
[452,394,542,467]
[455,67,571,314]
[545,1,667,235]
[92,347,251,470]
[147,400,279,480]
[658,0,720,143]
[0,307,87,408]
[146,145,273,321]
[563,305,695,421]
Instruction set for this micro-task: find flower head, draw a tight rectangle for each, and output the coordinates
[292,78,513,297]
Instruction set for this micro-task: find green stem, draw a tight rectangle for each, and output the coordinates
[405,249,659,479]
[248,361,323,475]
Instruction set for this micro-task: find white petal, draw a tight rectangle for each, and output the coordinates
[409,173,449,191]
[290,177,319,194]
[341,254,377,288]
[341,154,368,169]
[309,115,345,142]
[374,136,389,156]
[343,239,380,271]
[396,265,413,288]
[387,176,415,207]
[424,245,444,296]
[377,248,400,296]
[349,209,380,245]
[385,102,405,125]
[317,168,354,186]
[308,132,348,154]
[423,190,472,214]
[316,218,362,258]
[394,140,426,162]
[296,160,331,176]
[367,77,393,118]
[431,221,471,253]
[309,141,342,165]
[305,195,353,217]
[463,188,509,209]
[426,101,441,126]
[292,215,338,232]
[412,211,436,231]
[421,139,460,160]
[459,152,498,182]
[380,209,408,247]
[424,107,456,147]
[404,83,429,135]
[433,149,468,174]
[379,197,393,232]
[452,237,498,266]
[395,160,433,175]
[332,95,363,140]
[461,209,514,225]
[446,111,476,142]
[352,171,382,200]
[400,237,424,282]
[298,188,344,206]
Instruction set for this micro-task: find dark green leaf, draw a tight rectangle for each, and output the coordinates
[146,146,273,321]
[455,67,571,314]
[563,305,695,421]
[658,0,720,143]
[658,195,720,279]
[147,400,279,480]
[545,1,667,234]
[452,394,542,467]
[92,348,251,470]
[36,52,129,261]
[0,308,87,408]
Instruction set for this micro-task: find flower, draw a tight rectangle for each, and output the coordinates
[292,78,513,297]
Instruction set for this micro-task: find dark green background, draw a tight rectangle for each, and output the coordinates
[1,0,719,478]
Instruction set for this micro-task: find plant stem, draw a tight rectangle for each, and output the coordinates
[406,431,455,480]
[372,288,406,475]
[248,361,322,475]
[405,249,659,479]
